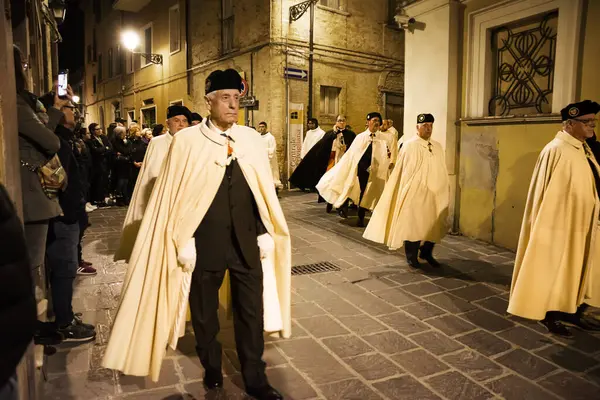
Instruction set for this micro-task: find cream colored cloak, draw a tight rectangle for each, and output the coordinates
[114,132,174,261]
[301,127,326,158]
[508,131,600,320]
[363,135,449,249]
[102,121,292,381]
[316,130,392,210]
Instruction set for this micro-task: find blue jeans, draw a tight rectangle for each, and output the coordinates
[46,219,80,326]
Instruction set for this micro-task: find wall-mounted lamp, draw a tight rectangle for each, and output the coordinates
[49,0,67,24]
[121,30,163,65]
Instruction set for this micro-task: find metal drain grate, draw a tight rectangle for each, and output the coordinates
[291,261,341,276]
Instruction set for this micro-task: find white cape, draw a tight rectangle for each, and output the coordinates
[114,133,173,261]
[316,130,392,210]
[102,122,291,381]
[301,127,326,158]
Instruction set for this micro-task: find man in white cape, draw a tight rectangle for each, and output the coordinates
[102,69,290,400]
[508,100,600,337]
[380,119,399,169]
[316,112,393,227]
[301,117,326,158]
[257,121,283,191]
[114,104,192,261]
[363,113,449,269]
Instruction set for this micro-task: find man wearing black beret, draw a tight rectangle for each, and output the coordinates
[190,112,203,126]
[317,112,395,226]
[105,69,290,400]
[508,100,600,336]
[364,113,449,269]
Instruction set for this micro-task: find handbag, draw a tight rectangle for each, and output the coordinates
[21,154,68,199]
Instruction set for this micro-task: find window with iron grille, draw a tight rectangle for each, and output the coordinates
[320,86,341,116]
[222,0,234,53]
[488,11,558,116]
[116,45,122,75]
[87,45,92,64]
[92,75,97,94]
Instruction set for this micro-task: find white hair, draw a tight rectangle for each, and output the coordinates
[114,126,126,136]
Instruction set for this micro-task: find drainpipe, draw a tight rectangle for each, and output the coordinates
[185,0,191,97]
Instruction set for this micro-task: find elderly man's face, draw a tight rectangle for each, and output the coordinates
[335,116,347,130]
[206,89,240,128]
[568,113,597,141]
[417,122,434,140]
[367,117,381,133]
[166,115,189,135]
[257,124,267,134]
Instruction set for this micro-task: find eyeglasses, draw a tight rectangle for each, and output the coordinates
[573,118,598,126]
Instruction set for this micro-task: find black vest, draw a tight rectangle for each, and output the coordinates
[194,160,265,271]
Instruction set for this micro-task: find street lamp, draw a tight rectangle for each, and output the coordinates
[289,0,319,119]
[121,30,163,65]
[49,0,67,25]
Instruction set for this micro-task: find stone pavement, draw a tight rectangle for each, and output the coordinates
[44,191,600,400]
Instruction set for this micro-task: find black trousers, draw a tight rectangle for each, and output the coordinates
[189,237,266,390]
[357,167,370,220]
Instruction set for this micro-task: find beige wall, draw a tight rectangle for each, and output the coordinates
[456,0,600,249]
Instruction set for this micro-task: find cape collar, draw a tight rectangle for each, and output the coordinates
[200,118,230,146]
[556,130,584,150]
[415,134,432,147]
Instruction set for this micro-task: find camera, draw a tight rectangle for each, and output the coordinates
[395,14,416,30]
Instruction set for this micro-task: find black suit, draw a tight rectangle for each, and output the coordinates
[189,159,268,390]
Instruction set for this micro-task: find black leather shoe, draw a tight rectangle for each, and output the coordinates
[560,314,600,331]
[246,385,283,400]
[420,254,441,268]
[407,257,421,269]
[540,318,573,337]
[203,371,223,390]
[326,203,333,213]
[338,206,348,219]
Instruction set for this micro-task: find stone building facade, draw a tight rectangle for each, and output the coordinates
[401,0,600,250]
[83,0,404,181]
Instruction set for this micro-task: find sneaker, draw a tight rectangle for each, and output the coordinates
[77,264,97,275]
[73,313,95,331]
[80,260,93,267]
[58,320,96,342]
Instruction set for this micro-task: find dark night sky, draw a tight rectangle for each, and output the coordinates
[58,0,84,75]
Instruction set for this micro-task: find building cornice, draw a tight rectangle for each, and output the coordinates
[404,0,460,17]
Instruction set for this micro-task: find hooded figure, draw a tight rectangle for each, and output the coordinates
[316,112,393,226]
[508,100,600,337]
[103,69,289,400]
[363,113,449,269]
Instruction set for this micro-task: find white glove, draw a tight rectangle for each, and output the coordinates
[177,238,197,272]
[257,233,275,260]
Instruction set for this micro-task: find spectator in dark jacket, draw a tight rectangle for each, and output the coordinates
[39,96,96,342]
[112,126,132,205]
[0,184,36,399]
[128,126,148,199]
[87,123,112,206]
[15,45,65,290]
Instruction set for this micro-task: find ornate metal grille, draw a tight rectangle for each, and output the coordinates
[488,12,558,116]
[292,261,341,276]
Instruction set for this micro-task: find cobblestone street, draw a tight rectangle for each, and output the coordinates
[44,191,600,400]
